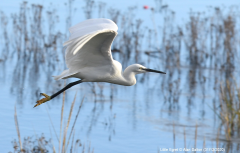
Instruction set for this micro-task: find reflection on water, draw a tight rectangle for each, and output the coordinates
[1,0,240,152]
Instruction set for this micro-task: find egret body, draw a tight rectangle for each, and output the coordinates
[34,18,165,107]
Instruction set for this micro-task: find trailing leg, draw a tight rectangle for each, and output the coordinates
[34,80,82,107]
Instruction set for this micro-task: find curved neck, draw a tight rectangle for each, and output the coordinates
[120,65,137,86]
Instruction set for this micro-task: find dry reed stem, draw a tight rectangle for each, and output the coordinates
[202,136,205,153]
[45,105,59,142]
[219,80,240,140]
[32,124,45,153]
[59,80,66,153]
[67,96,85,150]
[49,127,57,153]
[62,92,77,153]
[70,130,75,153]
[216,129,219,153]
[14,104,22,151]
[194,123,198,151]
[53,144,56,153]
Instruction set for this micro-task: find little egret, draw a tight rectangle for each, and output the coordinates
[34,18,166,107]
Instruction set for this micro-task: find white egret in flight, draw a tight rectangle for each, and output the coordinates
[34,18,166,107]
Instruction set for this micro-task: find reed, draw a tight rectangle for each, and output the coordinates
[67,96,85,150]
[45,105,60,142]
[14,105,22,151]
[62,92,77,153]
[59,81,66,153]
[11,95,92,153]
[219,80,240,140]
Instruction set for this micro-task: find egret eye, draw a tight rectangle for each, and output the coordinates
[139,67,142,70]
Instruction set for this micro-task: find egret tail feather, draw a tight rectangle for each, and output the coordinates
[54,69,70,80]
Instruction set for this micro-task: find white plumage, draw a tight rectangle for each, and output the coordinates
[35,18,166,107]
[54,18,165,86]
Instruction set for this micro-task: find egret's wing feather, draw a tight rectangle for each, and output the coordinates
[64,18,118,75]
[63,34,89,46]
[67,18,117,42]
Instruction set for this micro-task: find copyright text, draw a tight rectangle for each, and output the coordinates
[159,148,225,152]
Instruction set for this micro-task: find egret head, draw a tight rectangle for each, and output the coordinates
[130,64,166,74]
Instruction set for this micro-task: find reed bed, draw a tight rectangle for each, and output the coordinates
[219,80,240,140]
[11,94,91,153]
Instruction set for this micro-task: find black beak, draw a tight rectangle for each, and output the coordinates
[143,68,166,74]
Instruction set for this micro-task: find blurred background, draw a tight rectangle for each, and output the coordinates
[1,0,240,152]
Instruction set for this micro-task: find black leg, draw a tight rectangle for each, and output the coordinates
[34,80,82,107]
[50,80,82,99]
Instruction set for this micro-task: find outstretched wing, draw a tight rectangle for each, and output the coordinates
[64,18,118,75]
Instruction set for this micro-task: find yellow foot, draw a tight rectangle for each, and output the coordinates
[34,93,51,108]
